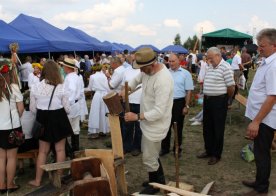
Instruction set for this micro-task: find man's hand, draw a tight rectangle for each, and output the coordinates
[124,112,138,122]
[246,121,260,139]
[182,107,189,115]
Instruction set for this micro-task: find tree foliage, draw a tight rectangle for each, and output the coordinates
[183,35,198,50]
[173,33,182,45]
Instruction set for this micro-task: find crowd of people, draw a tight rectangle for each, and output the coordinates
[0,28,275,195]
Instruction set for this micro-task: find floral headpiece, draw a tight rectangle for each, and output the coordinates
[9,43,19,53]
[0,58,13,74]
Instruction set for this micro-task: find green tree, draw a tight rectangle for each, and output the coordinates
[183,35,198,50]
[173,33,182,45]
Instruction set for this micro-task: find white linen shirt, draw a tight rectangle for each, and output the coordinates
[19,62,33,82]
[0,84,23,130]
[245,52,276,129]
[122,66,142,104]
[28,73,40,89]
[109,66,125,93]
[231,54,241,70]
[30,80,70,114]
[129,64,174,141]
[63,72,82,118]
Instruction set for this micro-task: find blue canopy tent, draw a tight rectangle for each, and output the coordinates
[161,45,188,54]
[134,44,160,52]
[64,27,111,52]
[10,14,92,52]
[103,41,123,54]
[113,43,134,52]
[0,20,48,53]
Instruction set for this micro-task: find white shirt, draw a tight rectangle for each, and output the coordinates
[0,84,23,130]
[30,80,70,113]
[198,60,209,83]
[87,71,110,92]
[122,66,142,104]
[245,52,276,129]
[21,111,36,139]
[129,64,174,141]
[19,62,33,82]
[28,73,40,89]
[109,66,125,93]
[64,72,82,118]
[231,54,241,70]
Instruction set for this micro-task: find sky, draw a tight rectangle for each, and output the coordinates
[0,0,275,49]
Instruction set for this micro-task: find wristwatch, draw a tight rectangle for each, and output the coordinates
[137,113,140,121]
[185,105,190,109]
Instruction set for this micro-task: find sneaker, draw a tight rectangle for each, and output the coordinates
[191,121,202,126]
[189,117,197,122]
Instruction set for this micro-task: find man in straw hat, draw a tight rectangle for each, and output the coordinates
[60,58,83,153]
[123,47,173,194]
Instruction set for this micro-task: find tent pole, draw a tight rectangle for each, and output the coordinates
[48,52,50,59]
[74,51,76,59]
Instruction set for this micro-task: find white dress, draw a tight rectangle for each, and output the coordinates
[78,75,88,122]
[87,71,110,134]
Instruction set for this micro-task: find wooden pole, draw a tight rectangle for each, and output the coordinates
[125,82,130,113]
[173,122,179,188]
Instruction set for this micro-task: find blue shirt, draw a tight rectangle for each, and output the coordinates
[169,67,194,99]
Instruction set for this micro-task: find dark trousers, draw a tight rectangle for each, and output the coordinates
[161,98,185,153]
[203,94,228,158]
[124,103,142,152]
[254,123,275,193]
[21,81,29,93]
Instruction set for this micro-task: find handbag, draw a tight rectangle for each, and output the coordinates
[31,85,57,139]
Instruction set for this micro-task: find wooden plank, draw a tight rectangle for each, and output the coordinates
[84,149,117,196]
[40,160,71,171]
[235,93,247,107]
[17,149,38,159]
[167,181,194,192]
[149,183,210,196]
[200,181,215,194]
[108,114,128,195]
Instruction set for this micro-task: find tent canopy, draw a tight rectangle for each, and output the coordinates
[10,14,92,52]
[64,27,111,52]
[113,43,134,52]
[103,41,123,53]
[0,20,49,53]
[161,45,188,54]
[202,28,252,48]
[134,44,160,52]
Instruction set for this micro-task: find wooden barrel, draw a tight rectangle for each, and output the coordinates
[103,91,123,115]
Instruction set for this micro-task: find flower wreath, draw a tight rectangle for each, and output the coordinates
[0,58,13,74]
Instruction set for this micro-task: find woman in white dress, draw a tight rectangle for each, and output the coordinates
[86,65,110,138]
[28,63,43,90]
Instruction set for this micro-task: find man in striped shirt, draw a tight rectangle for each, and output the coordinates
[197,47,235,165]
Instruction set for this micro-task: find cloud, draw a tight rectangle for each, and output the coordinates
[101,17,126,31]
[193,20,216,37]
[126,24,156,36]
[52,0,137,29]
[163,19,181,28]
[0,4,13,22]
[248,15,271,33]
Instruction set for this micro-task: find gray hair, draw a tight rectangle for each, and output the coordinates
[207,47,221,56]
[256,28,276,44]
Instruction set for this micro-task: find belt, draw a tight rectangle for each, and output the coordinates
[174,97,185,101]
[204,94,227,99]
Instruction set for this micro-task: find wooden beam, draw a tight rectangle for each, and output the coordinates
[235,93,247,107]
[149,183,210,196]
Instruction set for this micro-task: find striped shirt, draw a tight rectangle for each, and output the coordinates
[203,59,235,96]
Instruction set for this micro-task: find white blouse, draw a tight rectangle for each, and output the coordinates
[0,84,23,130]
[30,80,70,114]
[28,73,40,89]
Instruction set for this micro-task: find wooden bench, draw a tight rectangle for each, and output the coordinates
[17,149,39,160]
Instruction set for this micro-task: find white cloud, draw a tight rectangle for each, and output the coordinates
[0,4,13,22]
[194,20,216,37]
[163,19,181,28]
[101,18,126,31]
[248,15,271,33]
[126,24,156,36]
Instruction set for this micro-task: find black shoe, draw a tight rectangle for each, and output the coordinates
[197,152,210,159]
[0,189,7,194]
[208,157,220,165]
[159,150,169,156]
[131,149,141,156]
[140,186,160,194]
[7,185,20,193]
[242,180,256,188]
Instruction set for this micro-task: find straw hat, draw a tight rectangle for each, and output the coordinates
[32,63,43,70]
[133,47,156,69]
[59,58,77,69]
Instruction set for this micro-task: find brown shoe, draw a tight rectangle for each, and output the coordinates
[242,180,256,188]
[197,152,210,159]
[208,157,220,165]
[242,190,268,196]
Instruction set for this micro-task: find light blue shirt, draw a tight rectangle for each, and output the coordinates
[169,67,194,99]
[123,61,131,68]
